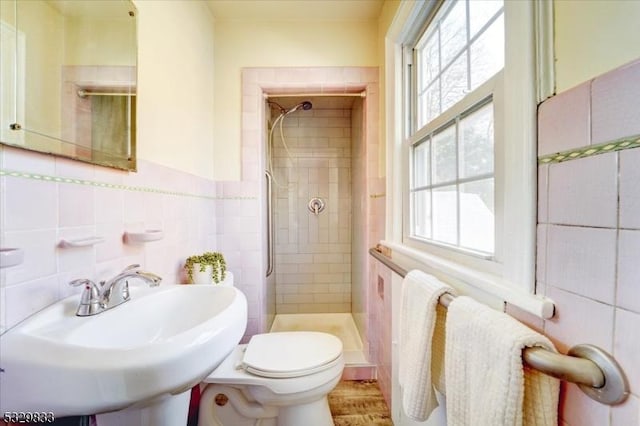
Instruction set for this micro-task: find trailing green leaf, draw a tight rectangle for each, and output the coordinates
[184,251,227,283]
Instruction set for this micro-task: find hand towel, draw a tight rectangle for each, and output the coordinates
[445,296,559,426]
[399,270,454,421]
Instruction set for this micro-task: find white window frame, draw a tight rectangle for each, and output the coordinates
[384,0,555,319]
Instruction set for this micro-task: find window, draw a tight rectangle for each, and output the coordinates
[411,100,495,254]
[408,0,503,257]
[386,0,544,306]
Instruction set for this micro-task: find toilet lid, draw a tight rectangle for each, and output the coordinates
[242,332,343,378]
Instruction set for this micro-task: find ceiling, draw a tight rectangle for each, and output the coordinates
[207,0,385,21]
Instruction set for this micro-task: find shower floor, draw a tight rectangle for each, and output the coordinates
[270,313,369,366]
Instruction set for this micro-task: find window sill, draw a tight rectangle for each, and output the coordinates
[380,240,555,319]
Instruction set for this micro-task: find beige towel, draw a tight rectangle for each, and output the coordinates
[445,296,559,426]
[399,270,454,421]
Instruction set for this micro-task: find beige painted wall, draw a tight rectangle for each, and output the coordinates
[64,17,135,66]
[134,0,216,179]
[555,0,640,93]
[213,20,378,180]
[376,0,400,178]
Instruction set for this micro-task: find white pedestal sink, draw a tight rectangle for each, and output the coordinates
[0,284,247,426]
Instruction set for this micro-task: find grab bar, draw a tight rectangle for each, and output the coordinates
[369,247,629,406]
[265,171,274,277]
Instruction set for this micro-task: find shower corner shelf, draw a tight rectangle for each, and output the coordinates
[59,237,105,249]
[124,229,164,244]
[0,248,24,268]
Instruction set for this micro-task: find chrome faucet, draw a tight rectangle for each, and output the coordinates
[69,264,162,316]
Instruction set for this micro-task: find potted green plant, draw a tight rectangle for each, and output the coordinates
[184,251,227,284]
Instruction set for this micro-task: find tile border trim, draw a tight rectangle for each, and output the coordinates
[0,168,257,200]
[538,134,640,164]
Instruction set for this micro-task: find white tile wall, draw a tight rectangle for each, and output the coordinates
[546,224,617,304]
[0,146,218,333]
[617,230,640,313]
[532,60,640,425]
[619,147,640,230]
[273,108,353,313]
[547,154,618,228]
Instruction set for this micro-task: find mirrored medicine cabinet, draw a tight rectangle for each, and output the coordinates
[0,0,137,171]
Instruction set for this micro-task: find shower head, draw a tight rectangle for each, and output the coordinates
[285,101,313,114]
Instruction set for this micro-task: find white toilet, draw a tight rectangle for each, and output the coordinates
[198,331,344,426]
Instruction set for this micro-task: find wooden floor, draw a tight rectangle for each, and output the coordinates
[328,380,393,426]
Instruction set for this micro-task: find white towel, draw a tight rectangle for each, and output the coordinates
[399,270,454,421]
[445,296,560,426]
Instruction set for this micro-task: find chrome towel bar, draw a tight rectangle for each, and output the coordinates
[368,248,629,406]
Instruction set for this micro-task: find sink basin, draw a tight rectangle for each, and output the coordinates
[0,284,247,417]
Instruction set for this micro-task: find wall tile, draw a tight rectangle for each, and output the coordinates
[95,222,125,263]
[538,164,549,223]
[547,225,617,304]
[2,230,57,286]
[3,178,57,231]
[95,187,124,224]
[547,153,617,228]
[272,108,353,313]
[59,184,95,227]
[617,230,640,313]
[611,394,638,426]
[544,286,614,353]
[0,150,218,329]
[538,81,590,156]
[592,59,640,144]
[619,148,640,229]
[4,277,60,330]
[536,224,548,288]
[559,382,610,426]
[614,309,640,395]
[57,226,97,272]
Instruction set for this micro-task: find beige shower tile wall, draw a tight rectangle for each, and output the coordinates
[273,108,352,313]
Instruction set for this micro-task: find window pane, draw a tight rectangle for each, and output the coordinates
[469,0,503,38]
[440,0,467,67]
[432,125,456,184]
[418,82,440,128]
[412,189,431,239]
[470,13,504,90]
[460,178,494,253]
[413,140,430,188]
[441,53,468,113]
[433,185,458,245]
[418,33,440,89]
[459,102,494,178]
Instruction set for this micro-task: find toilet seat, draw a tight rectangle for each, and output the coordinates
[241,332,343,378]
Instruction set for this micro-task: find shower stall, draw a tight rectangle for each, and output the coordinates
[264,94,373,373]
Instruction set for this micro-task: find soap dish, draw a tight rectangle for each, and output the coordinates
[59,237,105,248]
[0,248,24,268]
[124,230,164,244]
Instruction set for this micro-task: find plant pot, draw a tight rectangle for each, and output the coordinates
[190,263,225,285]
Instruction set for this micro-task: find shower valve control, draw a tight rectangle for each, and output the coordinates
[308,198,326,216]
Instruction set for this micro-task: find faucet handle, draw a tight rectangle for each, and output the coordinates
[69,278,97,288]
[122,264,140,272]
[69,279,101,316]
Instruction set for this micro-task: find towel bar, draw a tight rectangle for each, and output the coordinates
[369,248,629,406]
